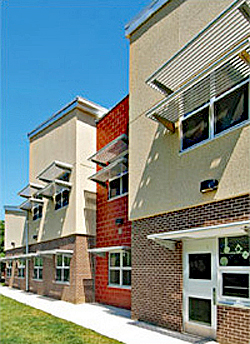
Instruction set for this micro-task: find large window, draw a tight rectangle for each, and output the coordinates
[181,81,249,151]
[55,190,69,210]
[33,257,43,280]
[17,259,25,278]
[219,235,250,300]
[109,172,128,200]
[109,251,131,287]
[56,254,71,283]
[33,205,43,221]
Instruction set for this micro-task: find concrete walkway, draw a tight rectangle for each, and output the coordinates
[0,286,216,344]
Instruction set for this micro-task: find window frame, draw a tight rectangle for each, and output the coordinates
[17,259,25,278]
[108,250,131,289]
[54,189,70,211]
[55,254,71,284]
[6,261,12,278]
[108,171,128,201]
[33,204,43,221]
[33,257,43,281]
[180,79,250,153]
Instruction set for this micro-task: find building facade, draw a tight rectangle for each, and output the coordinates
[4,97,107,303]
[126,1,250,343]
[88,96,131,309]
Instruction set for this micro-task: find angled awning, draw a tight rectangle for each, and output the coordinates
[89,156,128,185]
[37,180,72,199]
[88,134,128,165]
[18,183,44,199]
[0,252,38,262]
[19,198,44,211]
[148,220,250,250]
[146,0,250,124]
[36,249,73,256]
[88,245,131,257]
[37,161,73,182]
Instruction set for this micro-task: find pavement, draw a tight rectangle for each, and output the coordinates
[0,286,217,344]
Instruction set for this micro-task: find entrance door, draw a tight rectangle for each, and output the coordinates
[183,239,217,339]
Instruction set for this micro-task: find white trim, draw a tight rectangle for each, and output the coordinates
[88,246,131,254]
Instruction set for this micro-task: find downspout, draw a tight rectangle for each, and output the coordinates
[25,210,29,292]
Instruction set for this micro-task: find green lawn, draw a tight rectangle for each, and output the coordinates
[0,295,124,344]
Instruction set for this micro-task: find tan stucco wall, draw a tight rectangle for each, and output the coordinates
[5,210,26,251]
[128,0,250,220]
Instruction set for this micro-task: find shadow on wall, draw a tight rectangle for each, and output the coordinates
[130,122,245,220]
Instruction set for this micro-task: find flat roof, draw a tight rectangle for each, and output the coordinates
[125,0,169,37]
[28,96,108,139]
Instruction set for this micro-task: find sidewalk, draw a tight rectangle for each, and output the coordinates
[0,286,216,344]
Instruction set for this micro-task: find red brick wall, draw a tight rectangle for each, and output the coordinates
[5,234,95,304]
[95,95,131,309]
[132,194,250,339]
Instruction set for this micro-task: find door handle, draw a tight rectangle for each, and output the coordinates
[213,287,216,305]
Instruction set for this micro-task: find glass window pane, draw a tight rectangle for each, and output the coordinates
[215,83,248,135]
[56,269,61,281]
[122,270,131,286]
[219,236,250,267]
[189,253,211,280]
[39,269,43,280]
[63,268,70,282]
[222,273,249,298]
[64,256,71,267]
[55,193,61,210]
[57,255,62,266]
[182,107,209,150]
[122,174,128,194]
[122,251,131,267]
[189,297,211,325]
[39,258,43,267]
[110,253,120,267]
[62,190,69,207]
[109,270,120,285]
[109,178,121,198]
[34,269,38,279]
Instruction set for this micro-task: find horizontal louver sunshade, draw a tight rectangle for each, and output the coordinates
[37,161,72,182]
[19,198,44,211]
[146,0,250,122]
[89,157,128,184]
[18,183,43,199]
[37,180,72,198]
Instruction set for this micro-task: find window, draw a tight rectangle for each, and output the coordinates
[55,189,69,210]
[109,251,131,287]
[33,205,43,221]
[6,261,12,277]
[17,259,25,278]
[219,235,250,301]
[181,81,249,151]
[189,253,211,280]
[189,297,211,326]
[33,257,43,280]
[56,254,71,283]
[109,172,128,200]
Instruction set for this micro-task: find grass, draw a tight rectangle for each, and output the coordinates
[0,295,124,344]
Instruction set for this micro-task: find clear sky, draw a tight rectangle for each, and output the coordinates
[0,0,150,220]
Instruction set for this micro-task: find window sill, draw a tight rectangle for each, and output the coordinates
[53,280,70,285]
[108,284,131,290]
[108,192,128,202]
[179,119,250,156]
[217,299,250,309]
[32,279,43,282]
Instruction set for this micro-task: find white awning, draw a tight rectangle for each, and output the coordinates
[148,220,250,250]
[146,0,250,124]
[88,134,128,165]
[89,156,128,185]
[18,183,44,199]
[88,245,131,257]
[36,249,73,256]
[37,161,73,182]
[37,180,72,198]
[0,252,38,262]
[19,198,44,211]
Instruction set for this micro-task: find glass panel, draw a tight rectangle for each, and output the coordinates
[56,269,62,281]
[110,253,120,267]
[34,269,38,279]
[57,255,62,267]
[39,258,43,267]
[38,269,43,280]
[215,83,248,135]
[38,205,43,218]
[222,273,249,298]
[64,256,71,267]
[109,270,120,285]
[63,268,70,282]
[62,190,69,207]
[122,174,128,194]
[122,270,131,286]
[189,297,211,325]
[219,236,250,267]
[189,253,211,280]
[182,107,209,150]
[55,193,61,210]
[109,178,121,199]
[122,251,131,267]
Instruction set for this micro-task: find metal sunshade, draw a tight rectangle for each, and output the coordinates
[37,161,73,182]
[19,198,44,211]
[18,183,44,199]
[37,180,72,198]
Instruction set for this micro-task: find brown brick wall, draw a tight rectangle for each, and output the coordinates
[5,234,95,304]
[132,194,250,338]
[94,95,131,309]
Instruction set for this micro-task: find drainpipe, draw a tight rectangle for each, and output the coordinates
[25,210,29,292]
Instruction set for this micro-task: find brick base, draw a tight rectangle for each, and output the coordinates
[5,234,95,304]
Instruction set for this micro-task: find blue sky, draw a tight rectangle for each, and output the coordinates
[0,0,150,219]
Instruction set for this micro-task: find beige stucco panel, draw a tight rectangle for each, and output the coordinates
[5,211,26,251]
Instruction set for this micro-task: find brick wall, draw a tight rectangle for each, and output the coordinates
[95,95,131,309]
[132,194,250,338]
[5,234,95,304]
